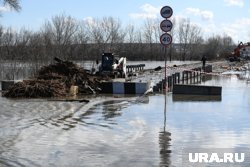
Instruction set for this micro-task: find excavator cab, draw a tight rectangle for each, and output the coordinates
[101,53,114,72]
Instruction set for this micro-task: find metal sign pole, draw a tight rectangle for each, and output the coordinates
[160,5,173,93]
[164,46,167,92]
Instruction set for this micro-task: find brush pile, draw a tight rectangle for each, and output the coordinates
[3,80,67,98]
[3,58,107,98]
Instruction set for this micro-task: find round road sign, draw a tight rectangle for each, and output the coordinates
[160,6,173,19]
[160,19,173,32]
[160,33,172,47]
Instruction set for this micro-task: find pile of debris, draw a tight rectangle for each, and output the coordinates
[3,80,67,98]
[3,58,108,98]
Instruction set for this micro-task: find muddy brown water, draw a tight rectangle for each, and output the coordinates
[1,70,250,166]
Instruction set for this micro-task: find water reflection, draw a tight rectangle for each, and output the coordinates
[101,101,125,120]
[69,100,124,129]
[159,93,171,167]
[201,74,212,82]
[31,99,132,130]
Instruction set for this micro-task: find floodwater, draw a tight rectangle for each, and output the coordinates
[1,71,250,166]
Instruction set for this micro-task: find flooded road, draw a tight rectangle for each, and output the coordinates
[1,73,250,166]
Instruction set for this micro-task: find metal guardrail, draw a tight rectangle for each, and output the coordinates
[153,66,204,92]
[126,64,145,73]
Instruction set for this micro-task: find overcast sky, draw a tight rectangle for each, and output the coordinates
[1,0,250,43]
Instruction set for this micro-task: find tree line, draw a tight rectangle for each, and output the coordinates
[0,14,236,63]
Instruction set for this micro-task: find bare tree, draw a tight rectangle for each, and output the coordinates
[0,25,4,53]
[2,27,17,79]
[177,18,204,60]
[40,26,53,61]
[220,34,234,58]
[187,25,203,60]
[28,32,44,72]
[86,18,104,59]
[124,24,137,59]
[101,17,125,52]
[134,30,145,60]
[42,14,79,60]
[204,34,234,59]
[177,18,191,61]
[0,25,4,80]
[168,18,177,61]
[87,17,125,58]
[0,12,238,65]
[203,35,221,60]
[152,18,165,60]
[73,20,89,60]
[1,0,21,12]
[144,18,154,60]
[2,27,15,59]
[14,28,31,59]
[126,24,135,44]
[75,21,89,45]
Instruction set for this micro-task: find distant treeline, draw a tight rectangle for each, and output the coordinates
[0,14,236,62]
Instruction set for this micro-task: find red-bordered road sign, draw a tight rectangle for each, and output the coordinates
[160,19,173,32]
[160,6,173,19]
[160,33,172,47]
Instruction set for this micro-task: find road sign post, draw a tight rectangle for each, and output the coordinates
[160,6,173,19]
[160,20,173,32]
[160,33,172,47]
[160,6,173,92]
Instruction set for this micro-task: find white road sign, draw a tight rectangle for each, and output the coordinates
[160,6,173,19]
[160,33,172,47]
[160,19,173,32]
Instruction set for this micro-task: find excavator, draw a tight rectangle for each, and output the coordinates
[99,52,127,78]
[228,42,250,62]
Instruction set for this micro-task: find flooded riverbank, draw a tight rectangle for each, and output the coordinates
[1,71,250,166]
